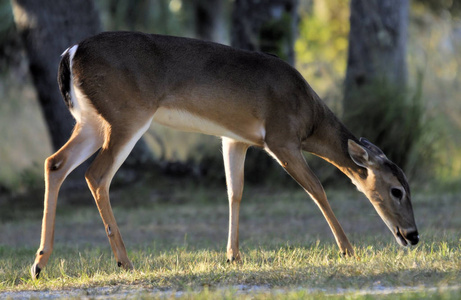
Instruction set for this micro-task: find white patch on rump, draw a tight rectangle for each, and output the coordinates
[61,44,78,57]
[63,44,80,120]
[153,107,261,145]
[71,85,103,126]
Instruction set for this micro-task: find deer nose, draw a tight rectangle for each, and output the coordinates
[404,230,419,245]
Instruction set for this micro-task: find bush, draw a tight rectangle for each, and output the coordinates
[343,76,436,178]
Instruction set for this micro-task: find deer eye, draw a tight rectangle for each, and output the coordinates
[390,187,404,201]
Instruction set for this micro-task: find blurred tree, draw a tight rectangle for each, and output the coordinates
[100,0,193,37]
[344,0,409,108]
[343,0,422,169]
[109,0,152,30]
[101,0,226,42]
[414,0,461,16]
[231,0,298,65]
[11,0,154,188]
[295,1,350,104]
[193,0,226,43]
[11,0,101,151]
[0,0,21,75]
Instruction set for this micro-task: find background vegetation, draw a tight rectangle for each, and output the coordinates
[1,0,460,194]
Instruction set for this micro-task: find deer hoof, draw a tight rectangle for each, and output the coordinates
[340,249,355,258]
[227,254,242,264]
[118,261,134,271]
[31,264,41,279]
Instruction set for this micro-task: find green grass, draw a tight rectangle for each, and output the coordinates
[0,186,460,298]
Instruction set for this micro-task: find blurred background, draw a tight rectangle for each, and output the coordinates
[0,0,460,200]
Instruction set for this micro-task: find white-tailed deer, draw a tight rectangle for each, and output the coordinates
[31,31,419,279]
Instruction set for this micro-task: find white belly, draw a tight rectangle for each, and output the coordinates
[153,107,262,145]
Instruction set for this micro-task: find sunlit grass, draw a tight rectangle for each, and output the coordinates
[0,187,460,298]
[0,239,460,295]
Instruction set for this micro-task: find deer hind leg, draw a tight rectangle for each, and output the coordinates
[84,116,153,271]
[265,142,355,257]
[222,138,249,263]
[31,123,104,279]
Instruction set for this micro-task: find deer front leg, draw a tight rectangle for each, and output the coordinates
[32,125,102,279]
[266,143,354,257]
[222,138,249,263]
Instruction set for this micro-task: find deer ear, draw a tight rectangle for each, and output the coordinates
[348,139,370,168]
[359,137,387,158]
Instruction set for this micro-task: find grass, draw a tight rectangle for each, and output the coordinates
[1,242,460,297]
[0,185,460,298]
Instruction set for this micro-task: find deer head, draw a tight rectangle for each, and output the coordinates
[348,138,419,247]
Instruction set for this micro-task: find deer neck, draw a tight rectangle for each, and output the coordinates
[302,108,367,185]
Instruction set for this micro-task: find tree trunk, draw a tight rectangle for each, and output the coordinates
[193,0,226,43]
[343,0,412,167]
[344,0,409,111]
[231,0,298,65]
[12,0,101,151]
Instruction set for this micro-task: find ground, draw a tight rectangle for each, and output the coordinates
[0,182,460,299]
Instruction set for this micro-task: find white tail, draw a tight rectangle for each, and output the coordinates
[31,31,418,279]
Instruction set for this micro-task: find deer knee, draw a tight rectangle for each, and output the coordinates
[44,156,69,188]
[45,155,66,173]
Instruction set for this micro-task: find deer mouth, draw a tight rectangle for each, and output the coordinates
[394,227,419,247]
[395,227,408,246]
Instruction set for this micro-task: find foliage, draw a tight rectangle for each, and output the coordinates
[342,77,433,178]
[295,1,350,108]
[1,0,461,192]
[259,10,297,63]
[414,0,461,17]
[97,0,193,36]
[0,0,22,75]
[407,4,461,180]
[294,1,461,182]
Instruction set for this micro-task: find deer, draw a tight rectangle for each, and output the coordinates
[31,31,419,279]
